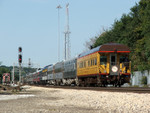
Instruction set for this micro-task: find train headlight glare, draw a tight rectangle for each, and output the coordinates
[112,66,118,72]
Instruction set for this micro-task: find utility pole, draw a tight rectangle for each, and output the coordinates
[64,3,71,60]
[57,5,62,62]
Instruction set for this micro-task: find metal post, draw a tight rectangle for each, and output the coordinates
[19,63,21,85]
[64,33,67,60]
[12,63,15,84]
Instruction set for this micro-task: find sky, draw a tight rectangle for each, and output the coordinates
[0,0,140,68]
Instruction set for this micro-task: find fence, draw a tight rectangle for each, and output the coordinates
[131,70,150,86]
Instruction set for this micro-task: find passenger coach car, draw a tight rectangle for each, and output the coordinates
[63,58,77,85]
[77,43,131,87]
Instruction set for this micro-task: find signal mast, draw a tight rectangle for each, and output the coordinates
[18,47,22,84]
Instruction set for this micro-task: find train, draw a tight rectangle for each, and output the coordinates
[24,43,131,87]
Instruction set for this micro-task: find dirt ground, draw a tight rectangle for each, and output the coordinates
[0,86,103,113]
[0,86,150,113]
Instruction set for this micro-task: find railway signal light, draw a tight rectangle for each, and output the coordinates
[18,47,22,64]
[19,47,22,53]
[19,54,22,64]
[18,47,23,84]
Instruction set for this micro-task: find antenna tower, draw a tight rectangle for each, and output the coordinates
[64,3,71,60]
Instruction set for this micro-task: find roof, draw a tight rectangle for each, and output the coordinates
[43,64,52,69]
[99,43,130,52]
[78,46,101,58]
[78,43,130,58]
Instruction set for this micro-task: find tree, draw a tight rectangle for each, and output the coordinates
[92,0,150,71]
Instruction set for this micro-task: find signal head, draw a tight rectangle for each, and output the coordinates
[19,54,22,64]
[19,47,22,52]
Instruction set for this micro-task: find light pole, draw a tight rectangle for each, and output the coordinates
[57,5,62,62]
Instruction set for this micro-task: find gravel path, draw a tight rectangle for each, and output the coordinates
[0,86,150,113]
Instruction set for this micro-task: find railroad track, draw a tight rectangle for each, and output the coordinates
[32,85,150,94]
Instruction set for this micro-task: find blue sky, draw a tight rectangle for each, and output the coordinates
[0,0,140,68]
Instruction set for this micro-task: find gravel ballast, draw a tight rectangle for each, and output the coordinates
[0,86,150,113]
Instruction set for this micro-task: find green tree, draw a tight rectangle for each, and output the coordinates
[92,0,150,71]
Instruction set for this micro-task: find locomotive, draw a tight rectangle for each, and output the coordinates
[24,43,131,87]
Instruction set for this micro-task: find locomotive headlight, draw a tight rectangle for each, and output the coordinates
[112,66,118,72]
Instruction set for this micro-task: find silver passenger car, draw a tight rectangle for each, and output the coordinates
[53,61,64,85]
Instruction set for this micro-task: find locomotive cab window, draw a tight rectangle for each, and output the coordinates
[120,55,129,63]
[100,56,107,65]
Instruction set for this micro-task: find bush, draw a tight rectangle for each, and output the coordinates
[141,76,147,85]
